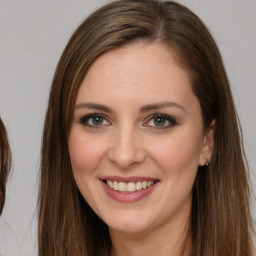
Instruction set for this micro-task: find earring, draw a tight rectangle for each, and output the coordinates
[205,158,209,166]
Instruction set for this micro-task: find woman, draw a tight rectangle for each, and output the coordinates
[38,0,255,255]
[0,117,11,215]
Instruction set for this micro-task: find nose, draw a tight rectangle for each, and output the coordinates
[107,125,146,169]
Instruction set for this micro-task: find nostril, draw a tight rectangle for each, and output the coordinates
[107,144,147,169]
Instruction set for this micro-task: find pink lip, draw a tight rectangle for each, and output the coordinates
[100,178,159,203]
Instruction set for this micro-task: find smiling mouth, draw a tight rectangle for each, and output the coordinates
[104,180,158,193]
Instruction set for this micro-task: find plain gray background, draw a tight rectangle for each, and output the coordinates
[0,0,255,255]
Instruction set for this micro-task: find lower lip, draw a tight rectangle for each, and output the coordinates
[101,181,158,202]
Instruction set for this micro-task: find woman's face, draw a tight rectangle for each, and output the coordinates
[69,43,213,235]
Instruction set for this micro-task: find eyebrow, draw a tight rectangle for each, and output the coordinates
[75,103,113,113]
[75,102,185,113]
[140,102,185,112]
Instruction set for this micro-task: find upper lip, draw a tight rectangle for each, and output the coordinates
[100,176,159,183]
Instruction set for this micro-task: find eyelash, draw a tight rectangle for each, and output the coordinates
[144,114,178,130]
[79,113,110,128]
[79,113,178,129]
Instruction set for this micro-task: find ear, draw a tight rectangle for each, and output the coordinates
[199,120,215,166]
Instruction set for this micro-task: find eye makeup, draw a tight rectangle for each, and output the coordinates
[78,112,178,131]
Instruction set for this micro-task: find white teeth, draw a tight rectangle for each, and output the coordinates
[142,181,147,189]
[127,182,136,192]
[148,181,154,187]
[106,180,156,192]
[136,181,142,190]
[113,181,118,190]
[107,180,113,188]
[119,182,126,192]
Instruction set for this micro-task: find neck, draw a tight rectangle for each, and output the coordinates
[110,206,191,256]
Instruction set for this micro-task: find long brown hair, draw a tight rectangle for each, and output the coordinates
[38,0,254,255]
[0,117,11,215]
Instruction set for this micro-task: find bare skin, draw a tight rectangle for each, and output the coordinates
[69,43,214,256]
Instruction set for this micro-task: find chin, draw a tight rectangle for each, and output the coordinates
[103,211,154,234]
[109,222,151,234]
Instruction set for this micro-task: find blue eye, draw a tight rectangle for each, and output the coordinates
[145,114,177,129]
[80,114,110,127]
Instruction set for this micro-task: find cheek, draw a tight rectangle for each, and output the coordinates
[149,131,203,174]
[68,130,105,174]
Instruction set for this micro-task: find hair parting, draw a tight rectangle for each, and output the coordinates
[38,1,255,255]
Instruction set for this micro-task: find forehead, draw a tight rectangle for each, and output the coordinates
[76,43,196,108]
